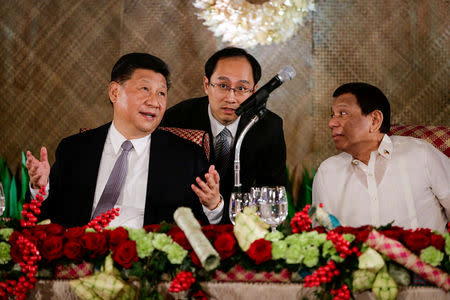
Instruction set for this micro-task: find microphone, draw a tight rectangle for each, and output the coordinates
[235,65,296,116]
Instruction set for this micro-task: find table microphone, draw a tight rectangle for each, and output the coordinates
[235,65,296,116]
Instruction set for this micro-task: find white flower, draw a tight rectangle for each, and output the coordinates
[193,0,315,48]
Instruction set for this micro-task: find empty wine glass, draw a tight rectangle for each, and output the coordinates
[258,186,288,231]
[229,192,250,225]
[0,183,5,217]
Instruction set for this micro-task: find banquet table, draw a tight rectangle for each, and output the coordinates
[27,280,448,300]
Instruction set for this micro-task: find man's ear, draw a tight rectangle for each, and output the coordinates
[203,76,209,95]
[369,110,383,133]
[109,81,120,104]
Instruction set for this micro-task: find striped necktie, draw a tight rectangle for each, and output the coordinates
[214,127,232,177]
[91,140,133,219]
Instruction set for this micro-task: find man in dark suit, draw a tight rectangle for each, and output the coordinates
[25,53,222,228]
[161,47,287,223]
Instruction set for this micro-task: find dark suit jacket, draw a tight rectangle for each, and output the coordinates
[40,123,209,227]
[161,96,287,223]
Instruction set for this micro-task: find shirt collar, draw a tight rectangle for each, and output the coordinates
[377,134,392,159]
[109,122,151,156]
[208,104,240,138]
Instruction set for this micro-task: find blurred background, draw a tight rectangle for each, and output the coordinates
[0,0,448,195]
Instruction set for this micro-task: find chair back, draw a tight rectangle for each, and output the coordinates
[159,127,210,161]
[388,125,450,157]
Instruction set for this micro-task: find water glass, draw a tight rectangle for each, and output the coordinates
[258,186,288,231]
[229,192,250,225]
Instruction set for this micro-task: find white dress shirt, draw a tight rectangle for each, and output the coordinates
[32,122,223,227]
[312,135,450,232]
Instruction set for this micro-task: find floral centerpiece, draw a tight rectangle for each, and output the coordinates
[0,187,449,300]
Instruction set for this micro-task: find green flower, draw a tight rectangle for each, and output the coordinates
[303,245,320,268]
[322,240,337,258]
[358,247,385,273]
[420,246,444,267]
[343,233,355,243]
[0,242,11,264]
[265,230,284,242]
[352,269,376,292]
[271,240,288,260]
[0,228,13,241]
[284,234,301,247]
[85,228,96,233]
[135,234,154,259]
[152,233,173,250]
[127,228,148,241]
[299,231,327,247]
[163,243,187,264]
[443,233,450,256]
[285,244,304,264]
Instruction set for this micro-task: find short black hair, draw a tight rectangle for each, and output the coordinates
[111,53,171,89]
[204,47,262,85]
[333,82,391,133]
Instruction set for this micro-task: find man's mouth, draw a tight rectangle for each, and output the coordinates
[222,107,236,114]
[332,133,344,140]
[140,112,157,120]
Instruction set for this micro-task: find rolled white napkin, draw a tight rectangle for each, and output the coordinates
[174,207,220,271]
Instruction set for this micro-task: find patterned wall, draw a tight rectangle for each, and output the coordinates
[0,0,448,189]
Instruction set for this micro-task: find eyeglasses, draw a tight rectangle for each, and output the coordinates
[209,82,254,97]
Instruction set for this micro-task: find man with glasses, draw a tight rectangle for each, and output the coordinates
[161,47,287,223]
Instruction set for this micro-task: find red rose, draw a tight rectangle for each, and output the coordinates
[64,227,86,240]
[168,229,191,251]
[42,223,65,236]
[10,244,23,263]
[201,225,217,241]
[81,232,109,258]
[64,239,84,260]
[215,225,234,234]
[41,235,64,262]
[404,231,431,253]
[192,289,208,300]
[246,238,272,264]
[144,224,161,233]
[309,226,327,234]
[108,227,129,251]
[190,251,201,267]
[430,234,445,250]
[381,229,404,243]
[112,240,138,269]
[214,232,237,260]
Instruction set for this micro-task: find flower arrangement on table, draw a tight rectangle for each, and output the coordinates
[0,187,449,300]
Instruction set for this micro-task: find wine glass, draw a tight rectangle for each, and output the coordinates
[0,183,5,217]
[229,192,250,225]
[249,187,262,215]
[258,186,288,231]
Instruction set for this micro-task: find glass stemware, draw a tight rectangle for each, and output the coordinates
[229,192,250,225]
[258,186,288,231]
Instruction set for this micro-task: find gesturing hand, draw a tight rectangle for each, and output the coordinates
[192,165,221,210]
[26,146,50,189]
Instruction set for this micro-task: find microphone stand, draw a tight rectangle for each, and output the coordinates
[232,103,268,194]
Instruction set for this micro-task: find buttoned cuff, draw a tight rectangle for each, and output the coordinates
[202,195,224,224]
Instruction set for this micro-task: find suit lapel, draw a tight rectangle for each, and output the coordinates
[82,123,110,217]
[145,129,167,224]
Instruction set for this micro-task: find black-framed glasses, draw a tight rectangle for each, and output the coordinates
[209,82,254,97]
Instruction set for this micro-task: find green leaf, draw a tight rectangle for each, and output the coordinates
[0,160,11,217]
[286,167,296,219]
[8,179,18,219]
[19,152,30,218]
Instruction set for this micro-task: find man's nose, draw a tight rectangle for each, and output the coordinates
[145,94,160,107]
[329,116,339,129]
